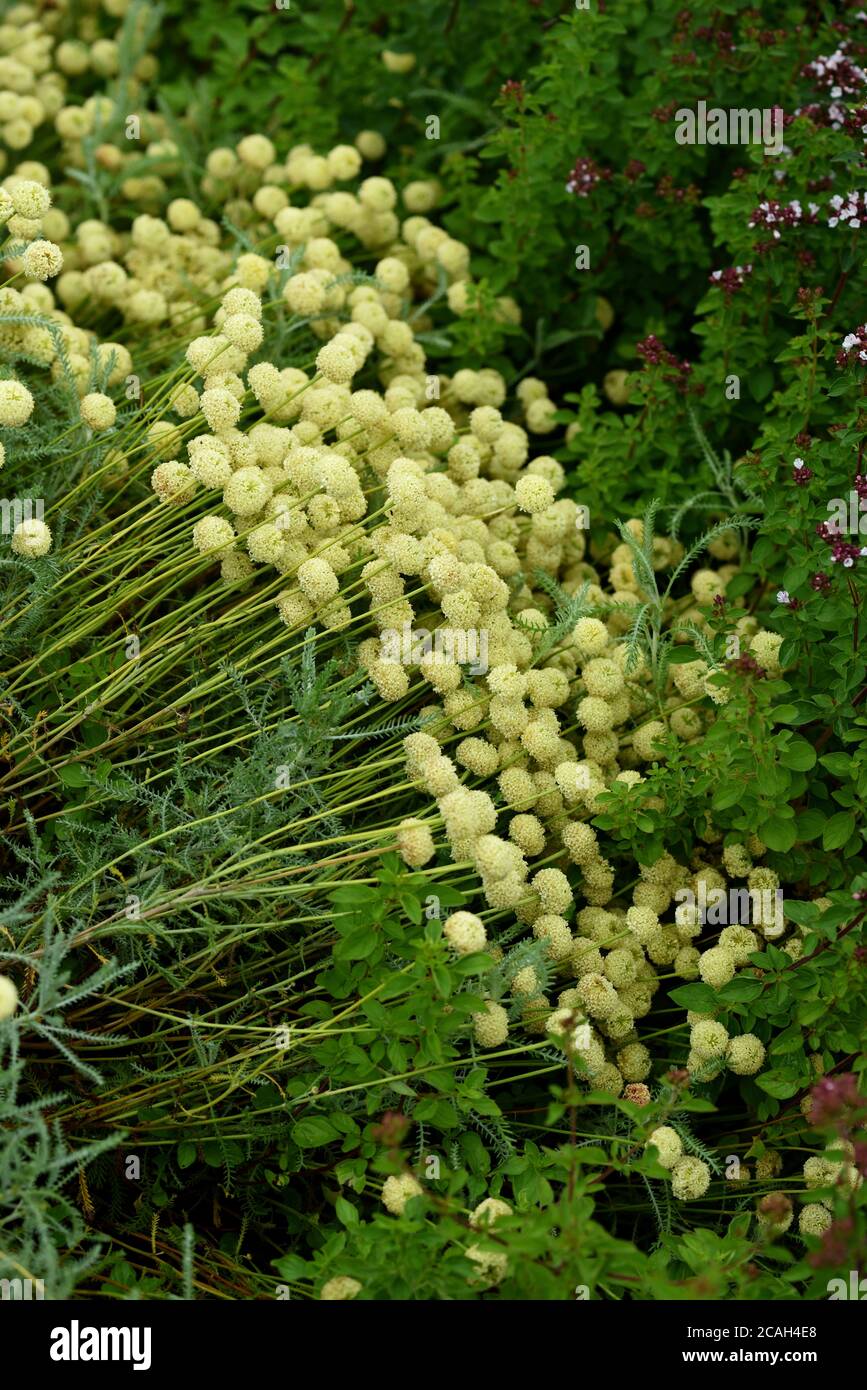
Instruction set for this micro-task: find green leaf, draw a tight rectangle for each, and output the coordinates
[176,1141,196,1169]
[272,1254,307,1282]
[333,925,378,960]
[57,763,89,787]
[669,983,718,1011]
[452,951,492,975]
[823,811,856,851]
[820,752,852,777]
[750,365,774,401]
[431,964,452,997]
[716,977,764,1004]
[712,782,744,811]
[399,892,423,924]
[795,810,825,842]
[762,816,798,852]
[755,1072,800,1100]
[778,736,816,771]
[291,1117,340,1148]
[335,1196,359,1226]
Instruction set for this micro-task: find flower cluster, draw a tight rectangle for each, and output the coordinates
[802,47,867,99]
[747,198,819,245]
[837,324,867,365]
[635,334,693,391]
[708,264,753,302]
[565,156,611,197]
[827,190,867,229]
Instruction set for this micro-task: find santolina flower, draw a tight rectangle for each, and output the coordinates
[671,1156,711,1201]
[11,518,52,557]
[22,238,63,280]
[0,974,18,1019]
[381,1173,423,1215]
[320,1276,362,1300]
[80,392,116,431]
[0,379,35,426]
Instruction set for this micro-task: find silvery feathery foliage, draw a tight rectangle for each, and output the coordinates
[0,875,133,1295]
[615,497,761,690]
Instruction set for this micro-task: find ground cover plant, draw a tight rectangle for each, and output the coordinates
[0,0,865,1304]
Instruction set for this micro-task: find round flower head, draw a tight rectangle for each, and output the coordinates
[326,143,362,180]
[645,1126,683,1170]
[534,915,573,962]
[717,924,758,966]
[698,945,736,989]
[151,460,196,506]
[223,287,262,320]
[298,557,339,605]
[515,475,555,515]
[726,1033,766,1076]
[222,313,263,353]
[11,517,52,557]
[532,867,572,914]
[523,396,557,434]
[671,1156,711,1201]
[237,134,277,170]
[381,49,416,73]
[582,658,623,700]
[396,819,436,868]
[381,1173,424,1217]
[470,1197,511,1230]
[754,1151,782,1181]
[186,334,232,377]
[576,694,615,733]
[798,1204,832,1238]
[690,1020,729,1060]
[466,1243,509,1287]
[473,1000,509,1048]
[188,438,232,490]
[617,1043,651,1081]
[8,179,51,219]
[80,392,116,431]
[356,130,386,160]
[316,335,362,384]
[757,1194,793,1237]
[320,1276,362,1301]
[22,239,63,281]
[0,379,34,427]
[443,911,487,956]
[206,146,238,178]
[750,630,784,676]
[0,973,19,1019]
[624,1083,651,1107]
[632,720,668,761]
[576,972,619,1020]
[201,387,241,433]
[192,516,235,555]
[600,947,635,988]
[223,466,272,516]
[572,617,609,659]
[167,198,201,232]
[603,369,632,406]
[168,383,200,419]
